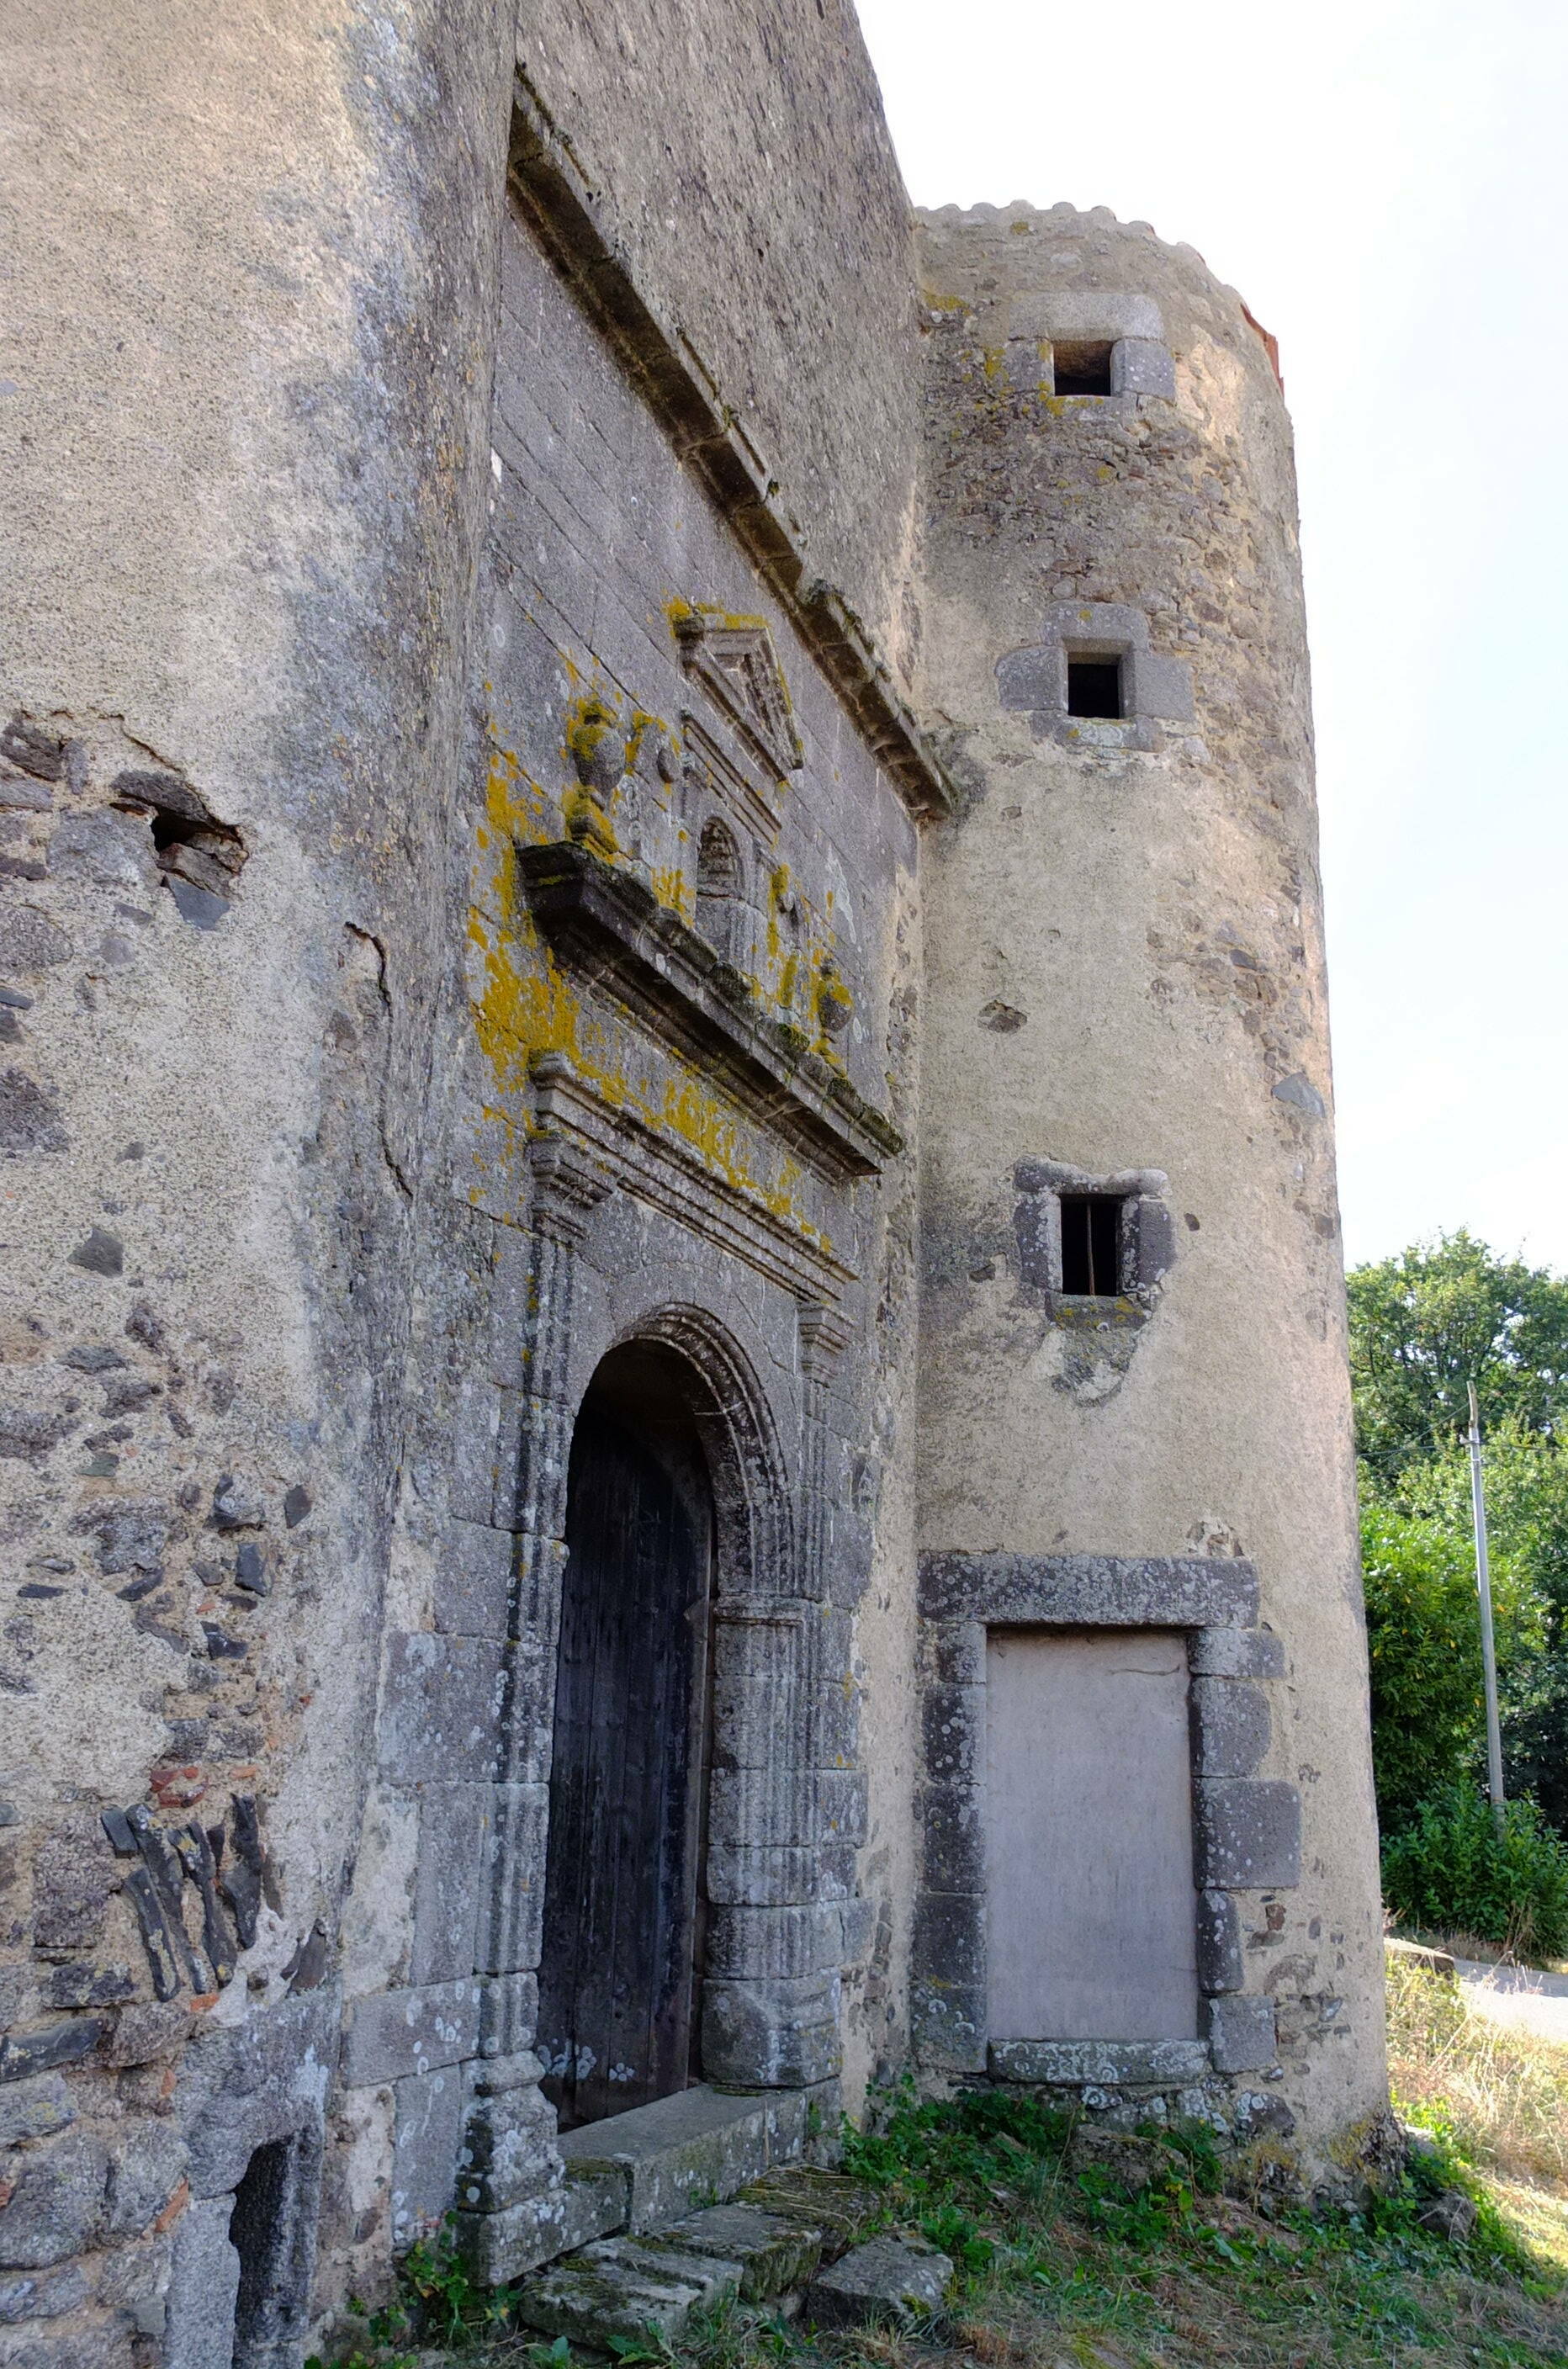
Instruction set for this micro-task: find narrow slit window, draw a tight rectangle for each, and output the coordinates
[1060,1195,1122,1296]
[1052,339,1114,396]
[1067,660,1123,719]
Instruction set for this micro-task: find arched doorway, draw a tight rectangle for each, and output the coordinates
[538,1340,717,2130]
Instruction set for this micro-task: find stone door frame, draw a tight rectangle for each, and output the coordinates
[911,1552,1300,2086]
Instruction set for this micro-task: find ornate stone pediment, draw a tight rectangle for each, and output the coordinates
[674,608,804,782]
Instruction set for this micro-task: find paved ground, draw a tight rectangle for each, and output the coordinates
[1454,1957,1568,2043]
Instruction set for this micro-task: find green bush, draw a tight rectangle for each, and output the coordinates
[1383,1783,1568,1960]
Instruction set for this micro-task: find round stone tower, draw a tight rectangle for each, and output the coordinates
[910,203,1386,2165]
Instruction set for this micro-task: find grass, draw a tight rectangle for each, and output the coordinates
[336,1959,1568,2369]
[1388,1946,1568,2200]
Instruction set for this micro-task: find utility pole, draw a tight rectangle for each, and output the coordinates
[1468,1379,1507,1831]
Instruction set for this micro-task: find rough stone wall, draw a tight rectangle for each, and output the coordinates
[911,203,1385,2160]
[0,1,514,2357]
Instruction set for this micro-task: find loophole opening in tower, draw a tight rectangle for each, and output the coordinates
[1066,660,1123,720]
[1060,1194,1123,1296]
[1052,339,1114,396]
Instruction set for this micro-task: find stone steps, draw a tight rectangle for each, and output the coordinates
[514,2162,903,2350]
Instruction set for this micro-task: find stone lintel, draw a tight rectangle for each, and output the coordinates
[918,1551,1258,1630]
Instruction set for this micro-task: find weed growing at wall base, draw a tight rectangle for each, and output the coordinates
[325,2054,1568,2369]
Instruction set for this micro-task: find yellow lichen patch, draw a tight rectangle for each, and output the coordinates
[469,726,829,1252]
[651,866,693,925]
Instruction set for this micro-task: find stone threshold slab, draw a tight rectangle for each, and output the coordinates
[989,2038,1212,2085]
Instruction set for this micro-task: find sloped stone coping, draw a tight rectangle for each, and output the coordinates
[517,839,903,1179]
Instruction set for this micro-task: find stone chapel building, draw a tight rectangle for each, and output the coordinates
[1,1,1387,2360]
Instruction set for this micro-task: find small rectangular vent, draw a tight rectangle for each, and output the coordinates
[1067,660,1123,720]
[1060,1195,1122,1296]
[1053,340,1115,396]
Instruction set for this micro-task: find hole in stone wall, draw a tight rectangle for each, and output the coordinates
[1052,339,1114,396]
[229,2135,296,2369]
[111,767,246,916]
[1060,1194,1123,1296]
[1066,660,1123,720]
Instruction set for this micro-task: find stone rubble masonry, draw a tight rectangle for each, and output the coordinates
[1,6,1383,2362]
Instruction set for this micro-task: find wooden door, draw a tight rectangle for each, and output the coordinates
[538,1346,715,2130]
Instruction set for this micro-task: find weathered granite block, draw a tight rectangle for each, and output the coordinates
[163,2194,240,2369]
[461,2080,561,2211]
[656,2202,822,2300]
[1110,336,1177,399]
[908,1978,988,2074]
[705,1902,840,1980]
[805,2234,952,2329]
[918,1552,1258,1630]
[392,2066,464,2241]
[474,1783,548,1974]
[478,1972,539,2058]
[558,2085,771,2229]
[818,1768,869,1847]
[706,1845,818,1905]
[1194,1779,1302,1889]
[702,1974,840,2086]
[411,1784,489,1985]
[921,1685,984,1784]
[1190,1677,1271,1779]
[341,1980,481,2085]
[989,2038,1210,2085]
[454,2167,622,2284]
[1206,1994,1279,2073]
[1189,1627,1286,1680]
[918,1782,987,1896]
[379,1633,506,1783]
[432,1518,516,1639]
[1196,1889,1243,1994]
[912,1891,984,1990]
[918,1619,986,1687]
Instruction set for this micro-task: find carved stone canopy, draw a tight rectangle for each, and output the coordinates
[674,609,804,782]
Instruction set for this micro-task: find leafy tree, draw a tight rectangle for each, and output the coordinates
[1348,1231,1568,1487]
[1360,1502,1542,1831]
[1398,1423,1568,1826]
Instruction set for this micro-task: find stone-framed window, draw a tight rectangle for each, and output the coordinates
[999,603,1194,755]
[912,1552,1299,2107]
[1000,289,1177,403]
[1013,1157,1173,1313]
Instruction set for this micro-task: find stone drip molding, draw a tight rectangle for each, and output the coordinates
[507,66,956,823]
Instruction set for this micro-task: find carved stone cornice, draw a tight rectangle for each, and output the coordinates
[797,1302,851,1375]
[529,1052,855,1307]
[529,1136,614,1242]
[516,840,902,1181]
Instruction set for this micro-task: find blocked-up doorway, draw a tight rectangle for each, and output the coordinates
[538,1341,718,2129]
[984,1629,1199,2041]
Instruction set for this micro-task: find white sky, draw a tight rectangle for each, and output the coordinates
[856,0,1568,1277]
